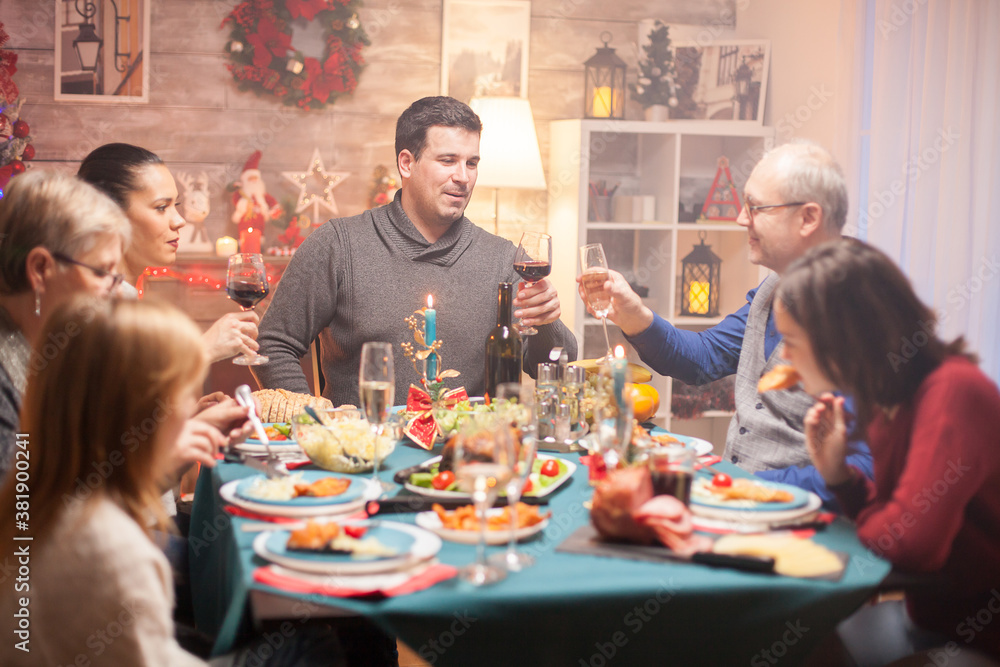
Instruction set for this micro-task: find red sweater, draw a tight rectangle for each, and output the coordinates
[834,357,1000,657]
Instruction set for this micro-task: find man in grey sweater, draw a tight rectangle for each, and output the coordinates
[252,97,577,406]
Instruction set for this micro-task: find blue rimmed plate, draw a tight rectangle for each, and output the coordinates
[235,470,365,507]
[691,477,810,512]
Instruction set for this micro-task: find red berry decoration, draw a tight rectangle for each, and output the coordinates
[10,160,25,175]
[21,144,35,161]
[12,120,30,139]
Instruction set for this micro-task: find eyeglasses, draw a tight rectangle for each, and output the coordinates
[743,200,808,224]
[52,252,125,290]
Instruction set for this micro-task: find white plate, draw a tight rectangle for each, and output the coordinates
[690,488,822,523]
[220,477,380,518]
[415,508,549,545]
[402,454,577,500]
[252,520,442,575]
[648,430,713,458]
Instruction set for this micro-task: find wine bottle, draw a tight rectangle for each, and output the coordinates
[484,282,522,402]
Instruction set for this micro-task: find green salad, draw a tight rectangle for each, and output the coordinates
[408,457,569,496]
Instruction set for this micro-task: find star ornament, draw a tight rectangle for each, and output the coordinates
[282,148,349,222]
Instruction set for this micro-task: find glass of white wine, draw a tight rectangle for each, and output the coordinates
[580,243,613,359]
[454,413,515,585]
[359,342,395,495]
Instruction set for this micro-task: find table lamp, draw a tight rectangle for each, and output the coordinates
[469,96,547,234]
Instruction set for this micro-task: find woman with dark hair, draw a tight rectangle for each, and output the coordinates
[774,238,1000,664]
[78,143,260,363]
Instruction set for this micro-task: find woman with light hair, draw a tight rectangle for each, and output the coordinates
[0,170,130,476]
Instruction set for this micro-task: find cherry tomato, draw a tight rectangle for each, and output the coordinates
[712,473,733,487]
[540,459,561,477]
[522,478,534,494]
[431,470,456,490]
[344,525,367,539]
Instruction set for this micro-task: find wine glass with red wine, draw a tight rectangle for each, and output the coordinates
[512,232,552,336]
[226,252,269,366]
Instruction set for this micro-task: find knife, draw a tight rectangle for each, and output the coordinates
[366,494,548,515]
[234,384,288,479]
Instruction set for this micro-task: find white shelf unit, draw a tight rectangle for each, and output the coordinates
[548,119,774,439]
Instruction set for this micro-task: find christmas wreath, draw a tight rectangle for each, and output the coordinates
[222,0,369,110]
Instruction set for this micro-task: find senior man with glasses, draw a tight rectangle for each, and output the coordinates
[576,141,873,507]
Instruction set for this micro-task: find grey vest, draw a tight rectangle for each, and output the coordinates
[723,274,815,473]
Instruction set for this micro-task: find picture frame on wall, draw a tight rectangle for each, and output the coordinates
[441,0,531,104]
[671,40,769,124]
[53,0,151,102]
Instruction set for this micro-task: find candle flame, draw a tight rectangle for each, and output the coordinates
[614,345,625,359]
[427,294,434,308]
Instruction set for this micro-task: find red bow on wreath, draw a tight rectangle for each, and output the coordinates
[403,384,469,450]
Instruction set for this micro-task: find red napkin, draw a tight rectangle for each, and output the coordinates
[253,563,458,598]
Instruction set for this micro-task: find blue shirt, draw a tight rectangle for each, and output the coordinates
[625,283,874,509]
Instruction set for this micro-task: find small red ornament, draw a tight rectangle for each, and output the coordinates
[12,120,29,139]
[0,165,13,189]
[20,144,34,161]
[10,160,25,175]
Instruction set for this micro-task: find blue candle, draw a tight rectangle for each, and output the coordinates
[425,294,437,381]
[612,345,627,407]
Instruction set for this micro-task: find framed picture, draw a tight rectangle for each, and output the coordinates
[671,40,769,123]
[53,0,151,102]
[441,0,531,103]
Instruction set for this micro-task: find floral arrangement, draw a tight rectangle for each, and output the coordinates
[368,165,398,209]
[400,310,459,400]
[221,0,369,110]
[401,309,465,449]
[0,22,34,193]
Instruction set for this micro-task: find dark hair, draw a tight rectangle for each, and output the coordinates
[776,238,973,433]
[394,96,482,161]
[77,143,164,209]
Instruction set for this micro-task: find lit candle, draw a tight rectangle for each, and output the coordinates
[688,281,710,315]
[215,236,238,257]
[612,344,627,407]
[425,294,437,382]
[592,86,613,117]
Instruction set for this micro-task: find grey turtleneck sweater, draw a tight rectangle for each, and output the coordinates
[252,196,578,406]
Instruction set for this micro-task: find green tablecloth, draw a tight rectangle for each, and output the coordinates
[189,442,890,666]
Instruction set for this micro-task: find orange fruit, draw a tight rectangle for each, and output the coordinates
[629,383,660,422]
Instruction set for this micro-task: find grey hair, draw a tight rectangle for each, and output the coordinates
[758,140,848,233]
[0,171,132,294]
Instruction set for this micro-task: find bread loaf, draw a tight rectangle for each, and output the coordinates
[251,388,333,423]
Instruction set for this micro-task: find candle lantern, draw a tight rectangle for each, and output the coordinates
[680,232,722,317]
[584,31,627,119]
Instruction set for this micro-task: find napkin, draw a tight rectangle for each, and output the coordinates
[253,561,457,598]
[223,505,366,524]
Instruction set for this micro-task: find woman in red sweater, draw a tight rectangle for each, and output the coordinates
[774,239,1000,665]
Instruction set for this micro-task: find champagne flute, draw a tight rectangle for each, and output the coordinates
[359,342,395,495]
[512,232,553,336]
[580,243,613,359]
[489,383,538,572]
[454,413,514,585]
[227,253,269,366]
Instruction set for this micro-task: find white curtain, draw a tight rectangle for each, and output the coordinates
[839,0,1000,381]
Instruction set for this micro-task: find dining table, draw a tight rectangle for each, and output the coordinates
[188,436,891,666]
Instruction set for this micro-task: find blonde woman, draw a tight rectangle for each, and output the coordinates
[0,171,130,477]
[0,297,210,665]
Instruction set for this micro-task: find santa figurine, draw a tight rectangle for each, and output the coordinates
[231,151,281,254]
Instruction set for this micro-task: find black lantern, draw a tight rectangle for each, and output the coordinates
[584,31,627,119]
[73,1,103,73]
[734,58,753,120]
[680,232,722,317]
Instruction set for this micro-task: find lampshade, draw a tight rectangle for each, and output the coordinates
[469,96,546,190]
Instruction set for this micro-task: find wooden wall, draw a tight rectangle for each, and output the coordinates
[3,0,737,244]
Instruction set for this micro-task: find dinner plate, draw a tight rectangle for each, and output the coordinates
[648,429,714,458]
[245,423,298,446]
[691,477,810,512]
[402,454,576,500]
[220,477,380,518]
[235,471,366,507]
[691,490,822,525]
[253,520,442,575]
[415,508,549,545]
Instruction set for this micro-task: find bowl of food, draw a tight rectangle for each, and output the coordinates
[292,407,397,474]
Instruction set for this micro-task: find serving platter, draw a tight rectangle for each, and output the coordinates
[415,508,548,545]
[402,454,576,500]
